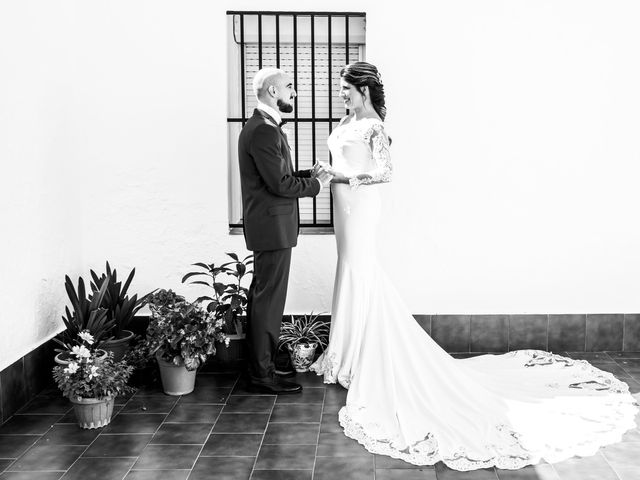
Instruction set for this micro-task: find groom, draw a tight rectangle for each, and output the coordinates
[238,67,332,394]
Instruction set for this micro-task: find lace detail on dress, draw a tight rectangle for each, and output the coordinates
[349,121,392,189]
[309,352,352,388]
[336,350,638,471]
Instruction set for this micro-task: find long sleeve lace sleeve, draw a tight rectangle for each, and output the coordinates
[349,122,392,188]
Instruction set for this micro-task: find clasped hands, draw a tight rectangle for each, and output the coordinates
[312,162,347,187]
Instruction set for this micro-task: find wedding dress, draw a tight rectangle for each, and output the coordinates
[310,116,638,471]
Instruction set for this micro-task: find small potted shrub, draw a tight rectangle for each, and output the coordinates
[52,330,133,429]
[278,312,330,372]
[90,261,154,361]
[182,252,253,363]
[140,289,227,395]
[54,275,114,365]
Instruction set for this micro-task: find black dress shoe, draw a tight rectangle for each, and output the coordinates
[250,376,302,394]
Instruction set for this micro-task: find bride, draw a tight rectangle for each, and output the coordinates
[309,61,638,471]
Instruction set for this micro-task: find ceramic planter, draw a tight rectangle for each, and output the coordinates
[289,342,318,372]
[55,349,108,366]
[156,354,197,395]
[70,396,114,429]
[212,334,246,364]
[101,330,134,361]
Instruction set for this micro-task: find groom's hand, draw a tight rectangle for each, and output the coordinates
[317,169,334,188]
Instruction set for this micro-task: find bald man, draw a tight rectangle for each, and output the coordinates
[238,68,332,394]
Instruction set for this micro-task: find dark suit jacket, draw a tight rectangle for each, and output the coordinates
[238,109,321,251]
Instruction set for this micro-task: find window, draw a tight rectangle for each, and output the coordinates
[227,11,367,232]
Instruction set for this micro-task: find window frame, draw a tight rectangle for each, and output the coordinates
[227,10,366,234]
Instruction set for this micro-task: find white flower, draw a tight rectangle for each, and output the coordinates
[64,362,79,374]
[71,345,91,359]
[224,336,230,346]
[88,365,100,380]
[78,331,95,345]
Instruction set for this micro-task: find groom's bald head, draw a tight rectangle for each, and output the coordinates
[253,68,285,99]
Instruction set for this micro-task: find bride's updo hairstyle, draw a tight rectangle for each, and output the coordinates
[340,61,387,121]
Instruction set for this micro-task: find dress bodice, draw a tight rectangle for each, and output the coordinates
[328,117,392,188]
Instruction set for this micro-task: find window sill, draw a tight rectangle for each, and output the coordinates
[229,226,334,235]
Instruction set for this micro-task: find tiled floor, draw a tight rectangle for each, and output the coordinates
[1,351,639,480]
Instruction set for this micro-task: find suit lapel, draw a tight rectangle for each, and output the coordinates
[253,109,293,171]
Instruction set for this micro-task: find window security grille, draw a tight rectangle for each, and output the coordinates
[227,12,366,230]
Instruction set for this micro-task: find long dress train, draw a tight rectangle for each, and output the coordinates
[310,116,638,471]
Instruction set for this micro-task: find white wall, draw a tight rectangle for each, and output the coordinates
[2,0,640,370]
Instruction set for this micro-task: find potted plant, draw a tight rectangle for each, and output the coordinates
[278,312,330,372]
[182,252,253,363]
[52,330,133,429]
[90,261,154,361]
[54,275,114,365]
[140,289,227,395]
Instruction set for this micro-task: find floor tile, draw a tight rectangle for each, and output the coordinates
[0,415,62,435]
[255,444,316,470]
[609,463,640,480]
[288,372,327,387]
[263,422,319,444]
[189,456,254,480]
[316,431,374,457]
[375,454,431,469]
[122,395,178,414]
[37,424,99,446]
[212,413,269,433]
[201,433,263,456]
[0,435,39,458]
[55,412,78,424]
[17,395,71,415]
[589,362,631,377]
[601,441,640,465]
[222,395,275,413]
[323,385,348,406]
[102,413,165,434]
[195,374,239,388]
[124,471,189,480]
[165,403,222,423]
[434,462,497,479]
[496,463,560,479]
[60,457,135,480]
[274,387,325,404]
[552,454,619,480]
[320,413,342,434]
[609,352,640,359]
[270,404,322,423]
[564,351,614,362]
[251,470,312,480]
[177,387,231,404]
[376,469,437,479]
[133,444,201,470]
[82,433,152,457]
[0,473,63,479]
[314,456,374,480]
[150,423,211,444]
[7,444,84,471]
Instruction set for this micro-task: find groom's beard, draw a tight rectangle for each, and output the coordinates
[277,99,294,113]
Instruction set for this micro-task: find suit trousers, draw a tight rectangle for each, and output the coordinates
[246,247,292,380]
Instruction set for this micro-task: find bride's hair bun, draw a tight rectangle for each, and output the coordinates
[340,62,387,121]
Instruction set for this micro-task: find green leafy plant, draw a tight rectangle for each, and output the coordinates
[90,261,155,339]
[278,312,330,351]
[139,289,227,371]
[52,331,133,400]
[54,275,115,353]
[181,252,253,335]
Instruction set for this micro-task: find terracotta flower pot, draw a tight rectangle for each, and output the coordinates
[101,330,134,362]
[70,396,114,429]
[156,354,197,395]
[288,343,318,372]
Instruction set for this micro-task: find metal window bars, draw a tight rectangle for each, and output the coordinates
[227,11,366,229]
